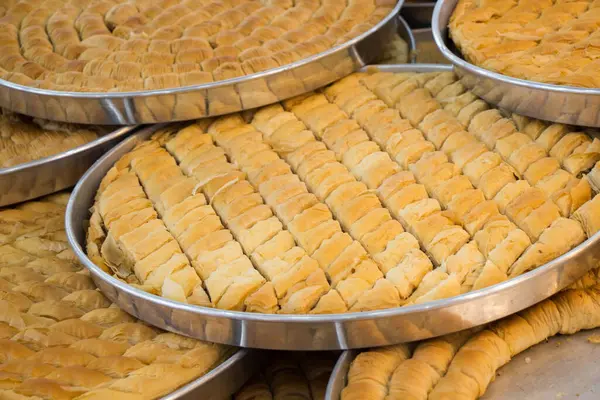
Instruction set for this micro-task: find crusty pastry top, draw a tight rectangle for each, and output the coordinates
[87,70,600,315]
[449,0,600,88]
[340,273,600,400]
[0,0,395,93]
[234,352,337,400]
[0,109,99,168]
[0,192,233,400]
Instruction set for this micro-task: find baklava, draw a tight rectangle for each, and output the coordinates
[0,192,233,400]
[450,0,600,88]
[88,70,600,314]
[0,0,396,92]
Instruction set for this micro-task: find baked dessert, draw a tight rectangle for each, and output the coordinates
[0,192,233,400]
[449,0,600,88]
[0,109,99,168]
[0,0,396,93]
[340,277,600,400]
[87,70,600,315]
[234,351,337,400]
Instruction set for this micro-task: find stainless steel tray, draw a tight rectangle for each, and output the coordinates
[166,349,259,400]
[401,2,436,28]
[0,1,404,126]
[433,0,600,128]
[413,28,448,64]
[66,65,600,351]
[326,328,600,400]
[0,125,136,207]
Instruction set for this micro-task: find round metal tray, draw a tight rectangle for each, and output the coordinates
[66,65,600,351]
[166,349,259,400]
[0,125,136,207]
[433,0,600,128]
[0,1,404,126]
[326,328,600,400]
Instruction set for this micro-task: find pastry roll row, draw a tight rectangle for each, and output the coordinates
[511,114,600,178]
[164,124,342,314]
[280,90,479,303]
[90,146,212,308]
[357,71,590,278]
[350,71,590,285]
[343,283,600,400]
[429,76,593,218]
[322,74,517,293]
[250,102,441,305]
[1,193,232,400]
[207,115,401,311]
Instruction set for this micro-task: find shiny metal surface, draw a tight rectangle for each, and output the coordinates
[165,350,260,400]
[401,2,436,28]
[0,125,136,207]
[66,65,600,351]
[433,0,600,128]
[327,328,600,399]
[413,28,448,64]
[0,1,403,126]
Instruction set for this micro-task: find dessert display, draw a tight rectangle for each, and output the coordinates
[234,352,337,400]
[339,274,600,400]
[0,0,397,93]
[449,0,600,88]
[0,109,99,168]
[0,192,233,400]
[86,70,600,315]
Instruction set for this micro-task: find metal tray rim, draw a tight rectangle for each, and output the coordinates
[431,0,600,96]
[1,2,404,100]
[65,64,600,349]
[325,350,356,400]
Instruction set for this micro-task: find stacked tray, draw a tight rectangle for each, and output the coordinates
[0,0,405,125]
[66,65,600,354]
[433,0,600,128]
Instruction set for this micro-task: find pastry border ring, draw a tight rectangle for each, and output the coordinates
[65,64,600,351]
[0,1,403,125]
[432,0,600,128]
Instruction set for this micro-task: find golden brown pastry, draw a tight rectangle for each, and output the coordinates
[450,0,600,89]
[89,70,600,317]
[0,0,394,92]
[0,192,233,400]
